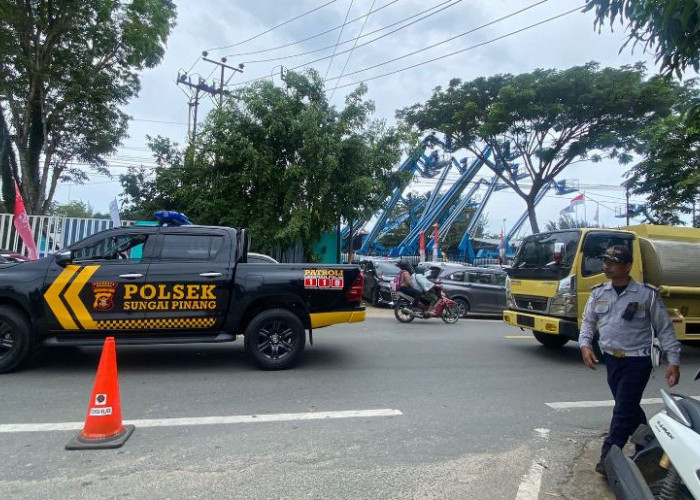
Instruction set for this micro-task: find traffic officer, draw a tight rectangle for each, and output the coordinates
[579,244,681,476]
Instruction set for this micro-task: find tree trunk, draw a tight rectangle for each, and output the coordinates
[526,198,540,234]
[0,108,18,211]
[23,96,46,214]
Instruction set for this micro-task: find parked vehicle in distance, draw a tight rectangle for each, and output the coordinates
[414,261,467,276]
[427,265,507,317]
[247,252,279,264]
[360,259,399,306]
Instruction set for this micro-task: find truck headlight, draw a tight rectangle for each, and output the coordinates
[505,276,516,308]
[550,275,577,317]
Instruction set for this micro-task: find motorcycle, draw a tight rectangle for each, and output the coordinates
[393,285,460,324]
[605,369,700,500]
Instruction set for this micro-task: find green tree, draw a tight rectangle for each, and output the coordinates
[120,70,405,259]
[0,0,176,214]
[398,62,691,233]
[119,136,184,220]
[586,0,700,77]
[47,199,104,218]
[545,215,597,231]
[623,114,700,225]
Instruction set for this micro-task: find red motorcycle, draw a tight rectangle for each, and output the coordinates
[393,285,459,324]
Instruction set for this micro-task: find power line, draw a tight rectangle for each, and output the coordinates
[238,0,457,64]
[330,4,582,91]
[330,0,378,100]
[324,0,549,83]
[324,0,355,80]
[206,0,341,52]
[234,0,464,86]
[131,118,187,125]
[224,0,400,58]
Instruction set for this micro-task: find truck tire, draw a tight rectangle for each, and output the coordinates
[0,305,33,374]
[244,308,306,370]
[532,330,569,348]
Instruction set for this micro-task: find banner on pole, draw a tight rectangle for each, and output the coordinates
[109,198,121,227]
[13,182,38,260]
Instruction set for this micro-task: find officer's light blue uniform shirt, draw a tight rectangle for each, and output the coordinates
[579,278,681,365]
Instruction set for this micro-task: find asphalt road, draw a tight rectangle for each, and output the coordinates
[2,306,699,499]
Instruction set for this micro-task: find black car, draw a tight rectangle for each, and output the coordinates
[427,265,507,317]
[360,259,399,307]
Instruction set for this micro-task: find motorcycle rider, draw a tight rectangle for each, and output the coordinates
[579,244,681,477]
[396,260,426,311]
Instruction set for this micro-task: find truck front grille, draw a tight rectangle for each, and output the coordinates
[513,295,548,312]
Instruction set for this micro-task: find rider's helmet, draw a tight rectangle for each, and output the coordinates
[397,259,412,271]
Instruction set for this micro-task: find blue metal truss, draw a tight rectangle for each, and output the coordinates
[355,135,455,254]
[464,179,579,261]
[388,149,492,257]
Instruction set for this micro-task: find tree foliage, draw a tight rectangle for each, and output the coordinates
[0,0,177,214]
[398,62,690,233]
[623,114,700,225]
[545,215,598,231]
[120,70,406,259]
[48,200,105,219]
[586,0,700,77]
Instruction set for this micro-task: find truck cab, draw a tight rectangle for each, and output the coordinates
[502,226,700,347]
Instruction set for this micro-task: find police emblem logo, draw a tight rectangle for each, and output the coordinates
[91,281,118,311]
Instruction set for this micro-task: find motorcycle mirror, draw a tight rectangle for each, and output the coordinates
[694,368,700,381]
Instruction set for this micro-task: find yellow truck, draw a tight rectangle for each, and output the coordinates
[502,225,700,348]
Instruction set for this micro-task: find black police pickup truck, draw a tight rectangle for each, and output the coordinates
[0,224,365,373]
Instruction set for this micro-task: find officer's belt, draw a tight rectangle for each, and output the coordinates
[603,348,650,358]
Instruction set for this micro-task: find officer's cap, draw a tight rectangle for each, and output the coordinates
[601,245,633,263]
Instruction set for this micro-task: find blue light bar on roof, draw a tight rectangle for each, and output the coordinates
[153,211,193,226]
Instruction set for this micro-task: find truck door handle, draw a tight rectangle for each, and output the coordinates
[119,273,144,279]
[199,272,223,278]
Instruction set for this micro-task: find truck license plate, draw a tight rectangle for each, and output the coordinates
[517,314,535,328]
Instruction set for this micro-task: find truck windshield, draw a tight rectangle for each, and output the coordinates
[509,230,581,280]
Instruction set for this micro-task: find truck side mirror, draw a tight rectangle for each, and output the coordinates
[54,250,72,266]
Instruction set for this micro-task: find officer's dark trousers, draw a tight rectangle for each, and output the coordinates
[600,354,653,461]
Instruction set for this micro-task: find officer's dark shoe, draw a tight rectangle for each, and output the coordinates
[595,461,607,477]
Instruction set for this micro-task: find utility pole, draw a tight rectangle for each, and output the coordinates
[625,186,630,226]
[201,51,244,108]
[176,74,219,142]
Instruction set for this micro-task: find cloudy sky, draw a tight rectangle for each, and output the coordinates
[54,0,672,236]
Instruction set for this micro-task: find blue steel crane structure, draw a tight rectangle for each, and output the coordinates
[388,149,492,257]
[459,179,579,262]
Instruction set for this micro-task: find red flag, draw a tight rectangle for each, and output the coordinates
[13,182,38,260]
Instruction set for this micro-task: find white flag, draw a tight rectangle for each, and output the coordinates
[109,198,121,227]
[593,203,599,225]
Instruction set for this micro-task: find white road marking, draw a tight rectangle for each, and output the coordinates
[516,428,549,500]
[0,409,403,433]
[546,396,700,410]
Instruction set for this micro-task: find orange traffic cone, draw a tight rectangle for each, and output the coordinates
[66,337,134,450]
